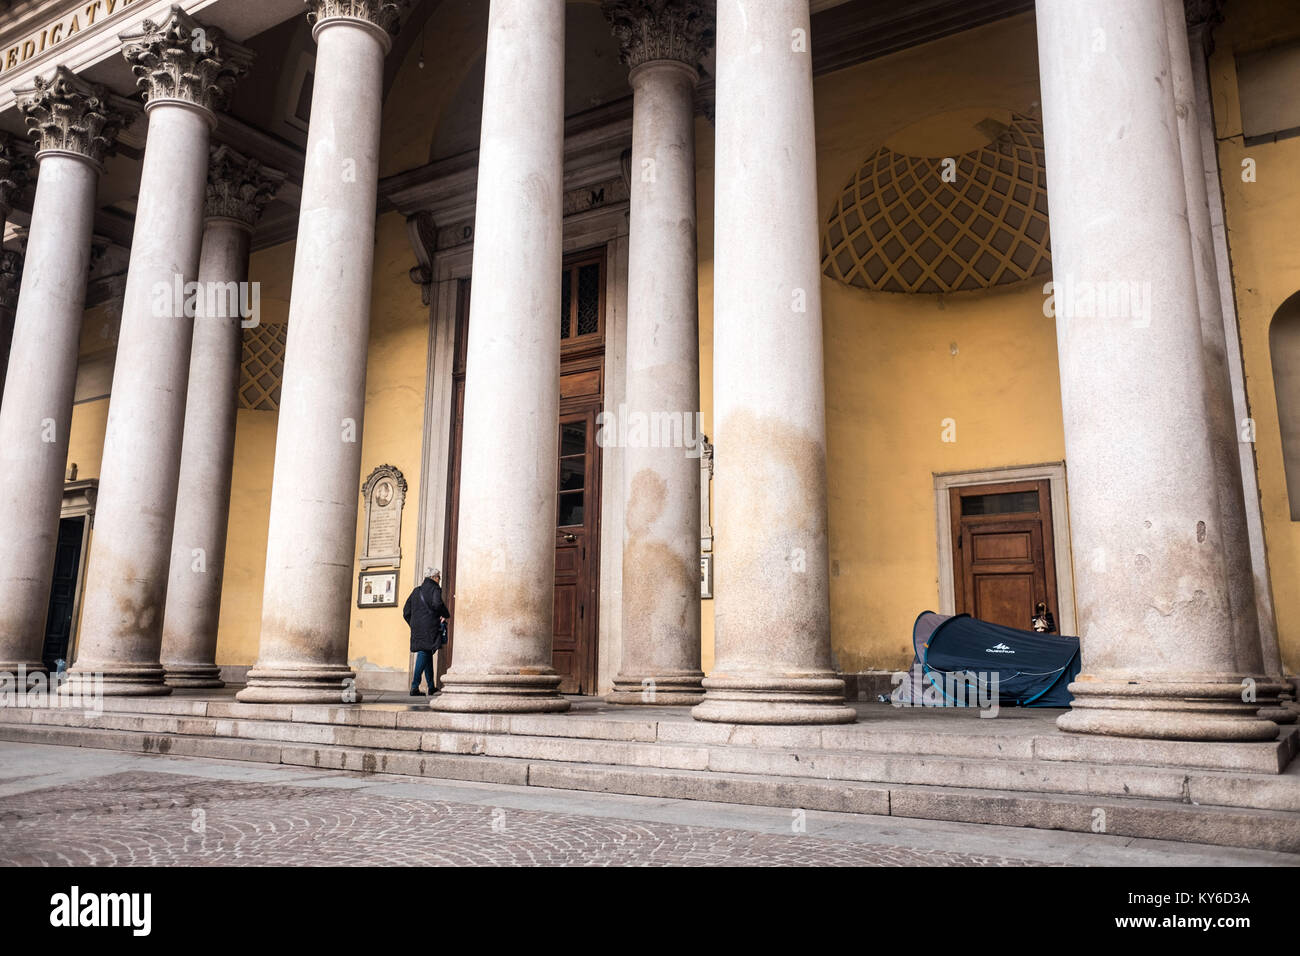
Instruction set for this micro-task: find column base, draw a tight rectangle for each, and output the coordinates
[692,674,857,725]
[1258,681,1297,724]
[163,663,225,689]
[1249,678,1293,724]
[235,663,360,704]
[429,671,570,714]
[1058,679,1279,741]
[607,671,705,706]
[0,659,46,678]
[63,661,172,697]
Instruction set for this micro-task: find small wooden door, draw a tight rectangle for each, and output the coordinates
[950,479,1059,632]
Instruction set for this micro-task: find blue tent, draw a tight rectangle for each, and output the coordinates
[911,610,1081,707]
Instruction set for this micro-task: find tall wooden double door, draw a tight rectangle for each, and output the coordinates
[441,250,606,693]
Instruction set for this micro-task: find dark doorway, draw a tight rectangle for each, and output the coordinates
[441,248,607,693]
[42,516,86,671]
[949,479,1059,632]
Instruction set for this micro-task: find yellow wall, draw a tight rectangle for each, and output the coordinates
[342,210,433,676]
[67,397,109,481]
[1211,0,1300,674]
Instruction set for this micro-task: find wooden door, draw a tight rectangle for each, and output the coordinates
[950,479,1059,632]
[553,408,600,693]
[437,281,470,680]
[41,516,84,670]
[441,250,607,693]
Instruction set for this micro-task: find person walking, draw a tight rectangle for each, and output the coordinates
[403,568,450,696]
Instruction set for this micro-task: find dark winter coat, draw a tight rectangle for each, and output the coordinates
[403,578,450,653]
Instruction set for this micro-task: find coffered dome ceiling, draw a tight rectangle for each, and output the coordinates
[821,110,1051,294]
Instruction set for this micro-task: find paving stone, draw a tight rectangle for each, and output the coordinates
[0,770,1047,867]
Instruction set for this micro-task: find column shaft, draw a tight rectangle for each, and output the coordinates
[1170,4,1293,721]
[1036,0,1276,741]
[609,59,705,705]
[0,153,100,673]
[1165,0,1274,689]
[237,17,388,704]
[430,0,568,714]
[160,218,250,687]
[70,105,212,695]
[693,0,855,725]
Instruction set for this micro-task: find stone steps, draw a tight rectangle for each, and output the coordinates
[40,694,1300,771]
[1,717,1298,854]
[6,703,1298,808]
[4,706,1297,809]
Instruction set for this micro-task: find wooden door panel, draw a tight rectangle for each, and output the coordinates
[554,547,580,575]
[970,529,1033,562]
[560,368,602,400]
[973,572,1036,629]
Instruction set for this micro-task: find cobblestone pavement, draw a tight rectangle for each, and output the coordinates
[0,770,1045,866]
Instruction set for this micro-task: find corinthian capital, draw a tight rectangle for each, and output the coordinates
[306,0,409,37]
[120,7,252,114]
[15,67,134,166]
[602,0,715,71]
[0,133,34,217]
[0,249,22,310]
[205,145,286,228]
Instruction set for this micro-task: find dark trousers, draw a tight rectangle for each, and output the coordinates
[411,650,436,693]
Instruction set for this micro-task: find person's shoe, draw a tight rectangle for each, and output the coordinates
[409,689,421,697]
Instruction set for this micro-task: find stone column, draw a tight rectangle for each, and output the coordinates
[1170,0,1289,717]
[693,0,855,725]
[602,1,713,706]
[237,0,402,704]
[161,147,283,687]
[1167,0,1292,723]
[429,0,568,714]
[0,134,32,401]
[0,69,129,677]
[67,11,249,696]
[1036,0,1276,741]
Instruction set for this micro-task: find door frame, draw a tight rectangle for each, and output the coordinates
[59,479,97,665]
[934,462,1076,635]
[411,207,631,695]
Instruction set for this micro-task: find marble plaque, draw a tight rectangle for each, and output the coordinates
[361,464,406,569]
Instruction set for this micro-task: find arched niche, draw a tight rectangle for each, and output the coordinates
[1269,289,1300,520]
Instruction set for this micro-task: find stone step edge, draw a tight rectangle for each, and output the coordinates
[4,699,1293,774]
[1,721,1296,855]
[4,707,1298,812]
